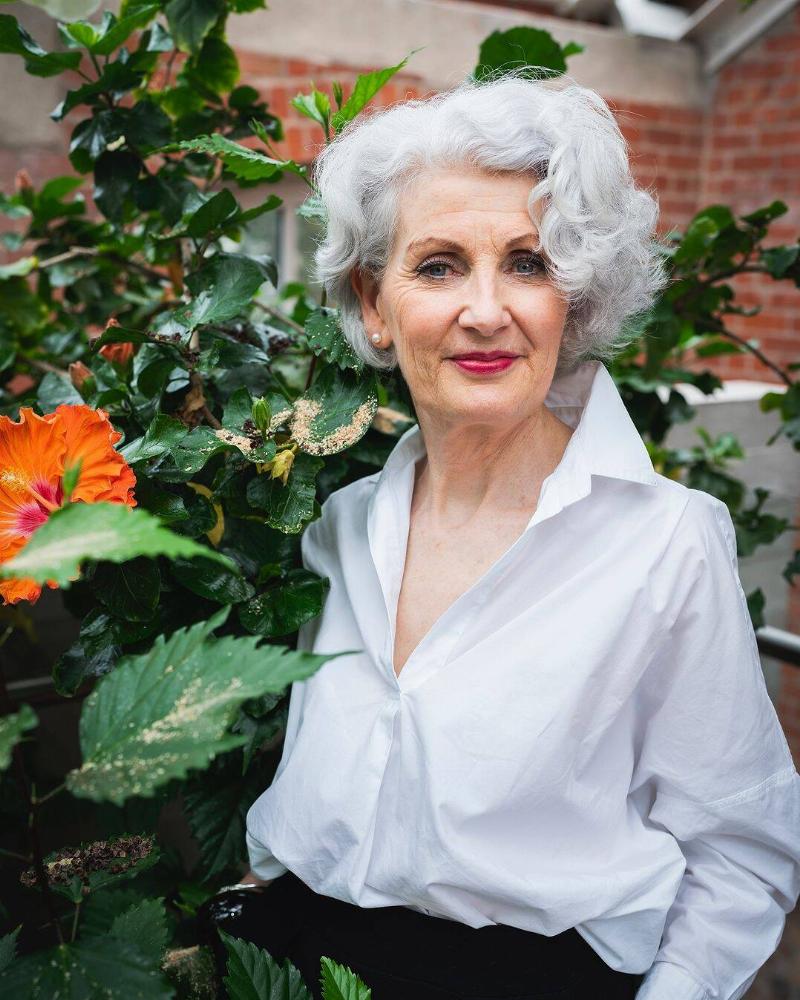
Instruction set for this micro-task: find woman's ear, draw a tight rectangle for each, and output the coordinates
[350,267,390,346]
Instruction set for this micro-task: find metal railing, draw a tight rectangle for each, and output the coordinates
[756,626,800,668]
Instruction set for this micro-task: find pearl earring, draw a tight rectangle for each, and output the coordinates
[370,332,381,344]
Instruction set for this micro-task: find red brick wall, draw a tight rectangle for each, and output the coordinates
[697,5,800,381]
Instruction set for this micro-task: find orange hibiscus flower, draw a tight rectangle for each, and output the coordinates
[0,404,137,606]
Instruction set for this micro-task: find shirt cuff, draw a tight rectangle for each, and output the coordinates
[245,829,289,880]
[635,961,711,1000]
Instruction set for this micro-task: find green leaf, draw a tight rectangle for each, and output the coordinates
[0,14,82,78]
[93,150,141,220]
[0,898,174,1000]
[304,307,364,372]
[169,555,256,604]
[331,53,418,132]
[290,363,379,456]
[0,705,38,771]
[741,200,788,226]
[238,569,328,637]
[183,751,272,876]
[65,604,342,804]
[92,5,159,56]
[166,133,299,182]
[165,0,224,53]
[0,256,37,279]
[80,888,147,939]
[53,611,127,697]
[94,558,161,622]
[0,501,237,588]
[761,245,799,279]
[120,414,190,464]
[186,188,239,237]
[291,89,330,132]
[220,928,313,1000]
[185,252,273,326]
[0,927,20,975]
[107,898,169,966]
[52,59,146,121]
[222,385,255,430]
[474,26,576,80]
[190,34,240,94]
[0,937,173,999]
[320,954,373,1000]
[246,452,323,534]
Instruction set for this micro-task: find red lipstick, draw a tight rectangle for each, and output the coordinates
[449,351,519,375]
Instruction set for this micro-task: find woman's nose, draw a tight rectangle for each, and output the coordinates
[457,273,512,336]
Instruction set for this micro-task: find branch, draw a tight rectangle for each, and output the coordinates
[701,319,793,386]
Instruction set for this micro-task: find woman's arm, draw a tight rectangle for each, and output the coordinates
[239,870,276,888]
[631,491,800,1000]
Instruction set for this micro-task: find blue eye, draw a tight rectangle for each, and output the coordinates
[416,259,453,278]
[511,253,545,275]
[414,252,546,280]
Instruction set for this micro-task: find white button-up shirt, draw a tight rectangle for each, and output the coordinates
[246,359,800,1000]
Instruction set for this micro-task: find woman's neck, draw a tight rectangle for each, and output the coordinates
[411,407,575,528]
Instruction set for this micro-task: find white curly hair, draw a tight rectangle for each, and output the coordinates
[311,68,669,376]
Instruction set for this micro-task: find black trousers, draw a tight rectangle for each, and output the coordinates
[210,870,646,999]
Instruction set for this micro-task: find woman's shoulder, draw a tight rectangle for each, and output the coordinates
[639,474,743,628]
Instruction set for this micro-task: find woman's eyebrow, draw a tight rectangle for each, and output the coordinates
[405,233,539,255]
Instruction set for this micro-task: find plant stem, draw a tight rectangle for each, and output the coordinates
[33,782,66,806]
[70,900,82,943]
[0,847,31,863]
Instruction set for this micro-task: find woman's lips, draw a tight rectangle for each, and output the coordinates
[450,356,518,374]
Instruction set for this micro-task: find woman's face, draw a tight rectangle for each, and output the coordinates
[351,165,569,430]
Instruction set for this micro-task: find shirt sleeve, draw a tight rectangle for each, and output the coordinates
[245,512,328,880]
[630,489,800,1000]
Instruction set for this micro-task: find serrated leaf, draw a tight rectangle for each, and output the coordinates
[167,134,291,181]
[320,955,373,1000]
[220,929,313,1000]
[0,927,20,975]
[109,898,169,966]
[65,604,343,804]
[183,751,273,875]
[0,937,173,999]
[290,364,378,456]
[0,502,236,587]
[331,53,416,132]
[80,888,146,938]
[0,705,37,771]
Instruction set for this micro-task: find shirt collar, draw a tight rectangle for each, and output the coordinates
[374,359,658,530]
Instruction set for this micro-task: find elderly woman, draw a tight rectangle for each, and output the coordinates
[235,73,800,999]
